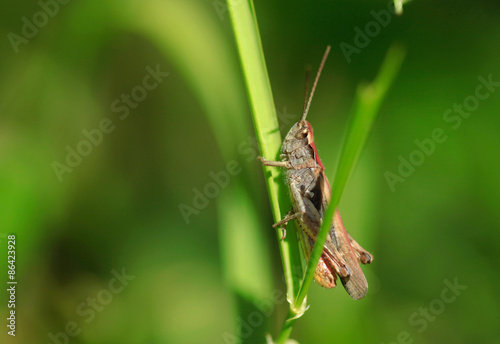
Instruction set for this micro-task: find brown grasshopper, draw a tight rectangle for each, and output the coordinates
[259,46,372,300]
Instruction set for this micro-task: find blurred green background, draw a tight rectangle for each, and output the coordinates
[1,0,499,343]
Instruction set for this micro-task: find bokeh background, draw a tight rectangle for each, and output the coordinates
[1,0,500,343]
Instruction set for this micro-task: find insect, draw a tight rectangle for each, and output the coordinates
[259,46,373,300]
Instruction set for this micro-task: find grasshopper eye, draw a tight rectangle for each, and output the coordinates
[295,128,308,139]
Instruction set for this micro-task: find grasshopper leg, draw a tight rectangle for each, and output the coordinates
[321,240,352,278]
[272,211,300,228]
[258,156,316,170]
[270,210,295,239]
[258,157,292,168]
[273,211,309,240]
[290,182,308,217]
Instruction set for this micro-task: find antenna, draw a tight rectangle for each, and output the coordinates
[302,67,312,115]
[301,45,331,121]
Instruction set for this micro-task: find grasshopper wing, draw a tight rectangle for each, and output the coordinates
[325,210,369,300]
[316,172,372,299]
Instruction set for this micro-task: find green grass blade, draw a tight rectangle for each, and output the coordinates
[227,0,304,301]
[395,0,403,15]
[394,0,412,15]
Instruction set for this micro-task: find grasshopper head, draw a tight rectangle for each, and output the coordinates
[282,120,314,154]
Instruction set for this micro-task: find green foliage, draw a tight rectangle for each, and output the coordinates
[1,1,500,343]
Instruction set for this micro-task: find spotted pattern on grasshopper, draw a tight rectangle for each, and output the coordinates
[259,46,372,300]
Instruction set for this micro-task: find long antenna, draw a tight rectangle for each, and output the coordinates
[301,45,331,121]
[302,67,312,114]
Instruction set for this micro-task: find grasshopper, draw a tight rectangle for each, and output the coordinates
[259,46,372,300]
